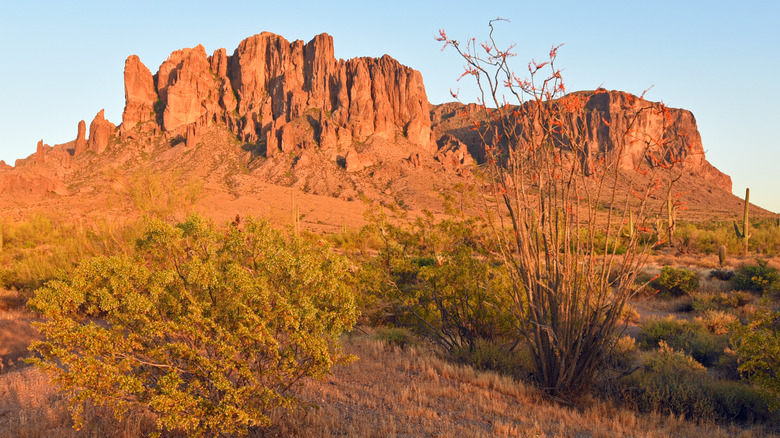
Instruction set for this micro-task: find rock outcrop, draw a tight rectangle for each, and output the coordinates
[431,90,732,192]
[119,32,434,156]
[35,140,45,164]
[121,55,157,138]
[74,120,87,155]
[87,110,116,154]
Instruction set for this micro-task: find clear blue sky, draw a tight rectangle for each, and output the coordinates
[1,1,778,212]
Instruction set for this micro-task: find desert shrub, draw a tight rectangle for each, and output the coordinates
[731,299,780,410]
[709,269,735,281]
[621,342,771,423]
[651,266,700,297]
[0,215,138,291]
[638,316,728,367]
[732,259,780,294]
[620,304,641,324]
[374,327,417,349]
[29,215,358,437]
[692,291,753,313]
[452,338,533,378]
[358,209,516,353]
[695,310,739,335]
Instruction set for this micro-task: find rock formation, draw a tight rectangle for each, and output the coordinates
[35,140,45,164]
[74,120,87,155]
[121,55,157,138]
[431,90,732,192]
[435,134,473,169]
[120,32,434,156]
[87,110,116,154]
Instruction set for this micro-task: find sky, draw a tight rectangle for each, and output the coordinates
[1,0,778,212]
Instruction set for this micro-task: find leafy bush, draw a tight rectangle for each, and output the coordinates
[621,342,771,423]
[358,209,516,353]
[651,266,700,297]
[732,259,780,294]
[29,216,358,436]
[638,316,728,367]
[731,299,780,410]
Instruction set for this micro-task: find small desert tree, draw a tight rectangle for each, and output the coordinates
[438,20,678,398]
[29,215,358,436]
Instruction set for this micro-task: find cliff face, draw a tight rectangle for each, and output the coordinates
[570,90,731,191]
[1,32,734,204]
[120,32,434,155]
[431,90,732,193]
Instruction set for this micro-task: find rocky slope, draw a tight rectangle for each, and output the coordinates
[0,31,757,222]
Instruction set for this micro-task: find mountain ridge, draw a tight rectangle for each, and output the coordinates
[0,31,768,222]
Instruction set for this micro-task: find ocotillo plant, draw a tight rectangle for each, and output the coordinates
[733,187,750,255]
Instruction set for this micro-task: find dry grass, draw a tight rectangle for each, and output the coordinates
[262,331,775,438]
[0,329,776,437]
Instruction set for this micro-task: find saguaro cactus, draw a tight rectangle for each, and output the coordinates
[733,187,750,255]
[718,245,727,267]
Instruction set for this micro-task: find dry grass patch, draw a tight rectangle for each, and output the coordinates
[264,332,775,437]
[0,329,776,437]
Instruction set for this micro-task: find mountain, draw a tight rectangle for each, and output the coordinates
[0,31,765,226]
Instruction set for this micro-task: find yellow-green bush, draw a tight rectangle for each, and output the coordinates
[29,216,358,437]
[652,266,700,297]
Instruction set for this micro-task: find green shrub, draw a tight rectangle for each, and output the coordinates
[621,343,771,423]
[452,338,533,378]
[358,210,516,353]
[374,327,417,349]
[638,316,728,367]
[732,259,780,294]
[731,299,780,410]
[651,266,699,297]
[29,216,358,437]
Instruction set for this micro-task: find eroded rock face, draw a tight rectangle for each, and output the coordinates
[121,55,158,137]
[87,109,116,154]
[431,90,732,193]
[564,90,731,192]
[121,32,434,155]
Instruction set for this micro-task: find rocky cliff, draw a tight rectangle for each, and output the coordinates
[431,90,732,193]
[120,32,434,156]
[1,31,735,206]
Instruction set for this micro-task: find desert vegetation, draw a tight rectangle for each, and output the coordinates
[3,21,780,438]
